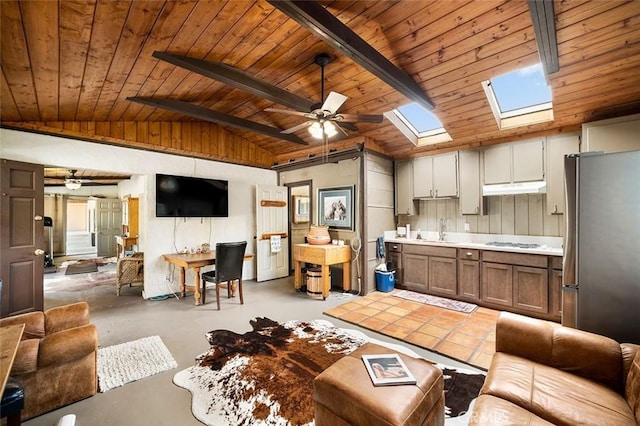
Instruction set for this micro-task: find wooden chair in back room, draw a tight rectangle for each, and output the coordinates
[201,241,247,310]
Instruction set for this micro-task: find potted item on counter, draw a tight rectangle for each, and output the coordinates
[306,225,331,245]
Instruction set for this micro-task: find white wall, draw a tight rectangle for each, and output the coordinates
[1,128,277,298]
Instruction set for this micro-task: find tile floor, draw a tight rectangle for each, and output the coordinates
[324,289,500,370]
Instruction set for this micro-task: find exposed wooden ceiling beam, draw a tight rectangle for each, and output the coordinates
[267,0,435,110]
[528,0,559,74]
[152,51,315,112]
[127,97,308,145]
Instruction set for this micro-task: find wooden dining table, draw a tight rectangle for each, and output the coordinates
[162,251,254,305]
[1,323,25,395]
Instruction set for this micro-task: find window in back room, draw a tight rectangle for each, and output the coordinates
[481,63,554,130]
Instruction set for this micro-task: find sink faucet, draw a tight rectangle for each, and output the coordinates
[439,218,447,241]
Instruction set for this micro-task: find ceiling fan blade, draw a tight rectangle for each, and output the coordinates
[321,91,347,113]
[281,121,313,134]
[334,122,349,137]
[338,122,358,131]
[264,107,310,118]
[338,113,384,123]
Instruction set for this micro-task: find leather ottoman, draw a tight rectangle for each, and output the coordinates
[313,343,445,426]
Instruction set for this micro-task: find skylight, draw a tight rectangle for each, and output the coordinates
[386,102,451,146]
[482,63,554,130]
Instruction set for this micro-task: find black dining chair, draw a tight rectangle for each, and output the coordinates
[201,241,247,310]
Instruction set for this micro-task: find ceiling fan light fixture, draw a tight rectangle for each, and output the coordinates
[65,180,82,190]
[309,120,337,139]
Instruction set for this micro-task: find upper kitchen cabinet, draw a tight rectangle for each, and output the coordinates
[458,150,483,215]
[582,113,640,153]
[483,139,545,184]
[395,160,416,216]
[413,152,458,199]
[546,133,580,215]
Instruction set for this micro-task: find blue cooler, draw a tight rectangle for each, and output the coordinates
[375,270,395,292]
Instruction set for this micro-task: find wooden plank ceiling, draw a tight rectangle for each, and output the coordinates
[2,1,640,170]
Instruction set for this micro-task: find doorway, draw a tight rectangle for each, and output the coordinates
[285,180,312,272]
[65,198,97,256]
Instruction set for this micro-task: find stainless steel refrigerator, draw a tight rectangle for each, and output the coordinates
[562,150,640,344]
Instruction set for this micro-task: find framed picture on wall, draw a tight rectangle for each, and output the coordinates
[292,196,310,224]
[318,186,354,230]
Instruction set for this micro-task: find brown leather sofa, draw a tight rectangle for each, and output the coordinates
[0,302,98,420]
[470,312,640,425]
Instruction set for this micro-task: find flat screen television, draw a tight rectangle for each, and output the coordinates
[156,174,228,217]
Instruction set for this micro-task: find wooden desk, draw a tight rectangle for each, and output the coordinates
[115,235,138,258]
[293,244,351,299]
[1,324,25,394]
[162,251,254,305]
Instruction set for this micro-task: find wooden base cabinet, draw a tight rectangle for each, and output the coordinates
[459,260,480,301]
[428,257,457,297]
[550,270,563,317]
[399,244,457,295]
[482,262,513,307]
[385,243,403,286]
[482,251,551,317]
[513,266,548,314]
[403,253,429,293]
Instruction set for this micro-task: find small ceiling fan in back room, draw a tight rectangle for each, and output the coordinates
[265,53,384,141]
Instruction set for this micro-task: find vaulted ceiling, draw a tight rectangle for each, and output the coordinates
[2,1,639,169]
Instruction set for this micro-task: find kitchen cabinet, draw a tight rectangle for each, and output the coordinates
[481,251,548,315]
[403,253,429,293]
[385,240,562,321]
[413,152,458,199]
[400,244,457,296]
[513,266,548,314]
[549,256,563,319]
[458,249,480,302]
[582,113,640,153]
[482,262,513,307]
[429,257,457,297]
[458,150,482,215]
[513,139,545,182]
[483,144,511,184]
[395,160,416,215]
[385,242,403,286]
[546,133,580,215]
[483,139,545,184]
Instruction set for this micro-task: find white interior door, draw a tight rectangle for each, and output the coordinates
[96,199,122,257]
[256,185,289,282]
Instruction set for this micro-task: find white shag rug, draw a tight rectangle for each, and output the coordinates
[98,335,177,392]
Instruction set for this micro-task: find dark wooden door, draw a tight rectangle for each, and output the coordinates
[0,159,44,317]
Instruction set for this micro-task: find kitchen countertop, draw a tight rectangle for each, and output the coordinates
[384,231,563,256]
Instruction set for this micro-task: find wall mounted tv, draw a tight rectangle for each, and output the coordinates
[156,174,228,218]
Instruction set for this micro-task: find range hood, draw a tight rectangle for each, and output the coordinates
[482,181,547,196]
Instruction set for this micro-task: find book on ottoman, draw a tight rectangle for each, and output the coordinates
[362,353,417,386]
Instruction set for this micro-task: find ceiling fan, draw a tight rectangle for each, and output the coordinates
[44,169,131,189]
[265,53,384,139]
[63,170,89,190]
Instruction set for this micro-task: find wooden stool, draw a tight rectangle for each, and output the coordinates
[314,343,445,426]
[1,378,25,426]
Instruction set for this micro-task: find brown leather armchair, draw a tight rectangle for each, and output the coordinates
[0,302,98,420]
[470,312,640,426]
[116,252,144,295]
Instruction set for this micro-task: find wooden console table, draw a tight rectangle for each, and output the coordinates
[293,243,351,299]
[162,251,254,306]
[1,324,24,394]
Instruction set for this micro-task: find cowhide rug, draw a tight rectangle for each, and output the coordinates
[173,318,485,425]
